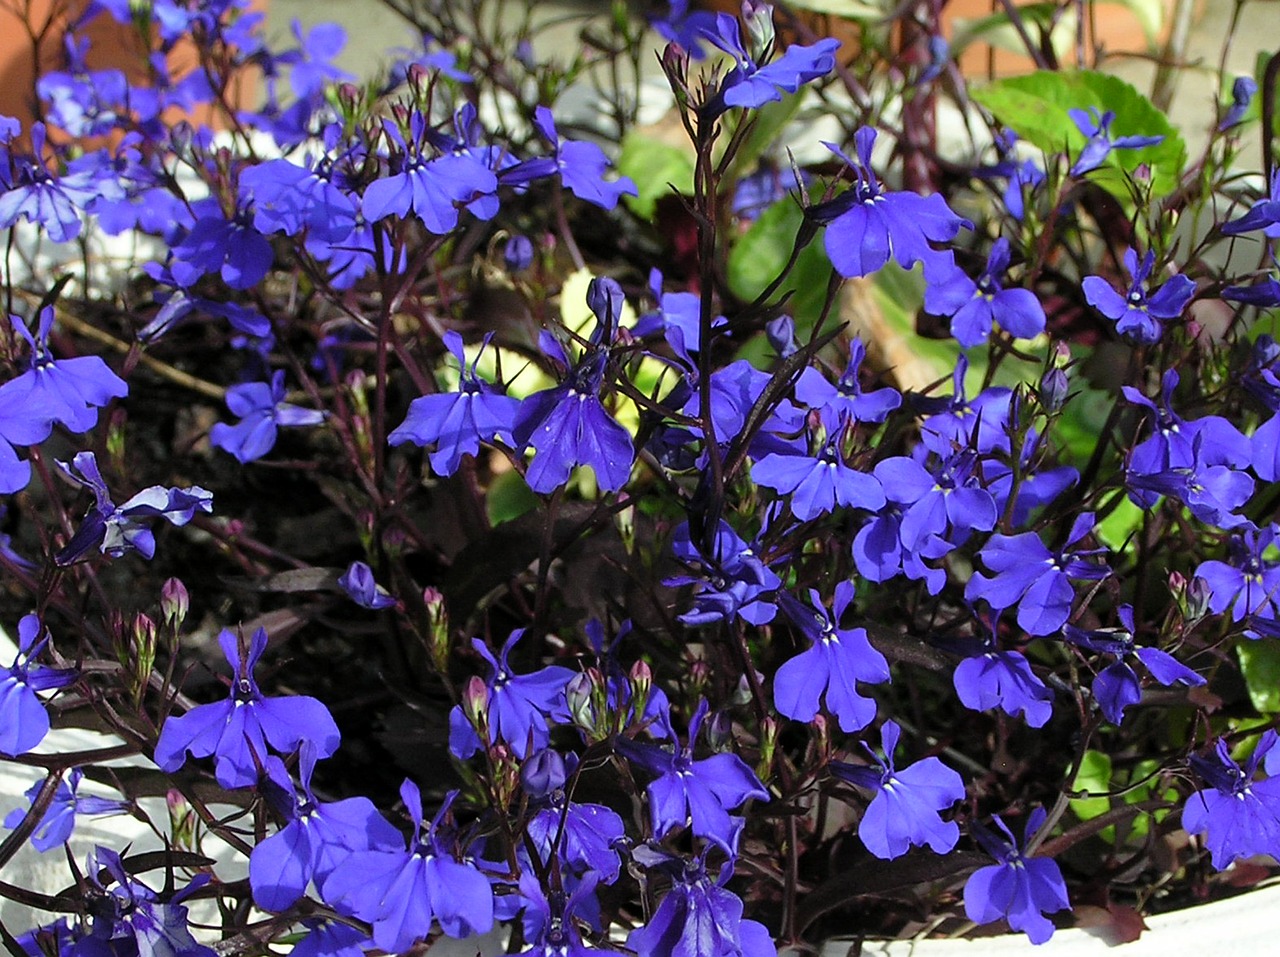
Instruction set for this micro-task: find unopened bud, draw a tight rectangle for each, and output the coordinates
[167,790,196,849]
[758,716,779,781]
[705,709,733,751]
[521,748,567,798]
[688,659,712,695]
[565,672,597,733]
[628,659,652,726]
[1040,367,1069,413]
[160,578,188,629]
[424,588,450,673]
[742,1,775,59]
[1186,575,1211,620]
[462,676,491,743]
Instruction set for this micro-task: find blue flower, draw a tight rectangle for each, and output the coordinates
[1220,76,1258,130]
[54,451,213,565]
[250,748,403,912]
[615,699,768,851]
[924,238,1046,347]
[752,421,886,521]
[1222,168,1280,237]
[169,199,275,290]
[337,561,396,610]
[1063,605,1205,724]
[4,768,129,852]
[831,719,964,859]
[239,156,358,244]
[874,448,997,551]
[321,783,494,951]
[965,512,1109,636]
[812,127,968,279]
[447,628,573,760]
[210,369,327,464]
[1183,731,1280,869]
[1068,107,1163,176]
[964,808,1071,944]
[0,124,116,242]
[773,581,889,733]
[0,615,76,756]
[699,11,839,116]
[666,520,781,626]
[518,872,627,957]
[953,638,1053,728]
[526,107,638,210]
[524,753,626,883]
[153,627,341,789]
[1082,248,1195,344]
[626,850,775,957]
[1195,524,1280,629]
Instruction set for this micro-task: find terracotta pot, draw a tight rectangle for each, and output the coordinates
[0,0,260,136]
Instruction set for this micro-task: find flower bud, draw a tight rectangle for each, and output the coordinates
[705,709,733,751]
[160,578,188,629]
[766,315,797,358]
[688,659,712,696]
[758,716,779,781]
[742,1,775,60]
[521,748,568,798]
[167,790,196,849]
[424,587,450,673]
[565,672,597,733]
[462,675,491,743]
[132,613,156,703]
[504,235,534,273]
[1040,367,1069,413]
[628,659,652,727]
[1186,575,1211,620]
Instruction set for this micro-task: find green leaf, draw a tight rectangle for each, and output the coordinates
[1069,749,1113,822]
[971,70,1187,200]
[486,469,539,526]
[615,131,695,221]
[1096,495,1145,552]
[1239,640,1280,714]
[726,199,833,334]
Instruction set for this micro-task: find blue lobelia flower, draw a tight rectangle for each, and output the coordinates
[752,420,886,521]
[77,846,217,957]
[965,512,1110,637]
[250,748,403,912]
[830,719,964,860]
[666,520,781,626]
[363,113,498,233]
[917,355,1014,456]
[239,155,358,245]
[517,872,627,957]
[1195,523,1280,629]
[4,768,129,852]
[1063,604,1205,724]
[322,782,494,951]
[874,448,997,551]
[523,750,627,883]
[699,10,839,116]
[1220,76,1258,131]
[0,306,128,445]
[153,626,340,789]
[615,699,768,852]
[291,921,369,957]
[513,340,635,494]
[169,198,275,290]
[210,369,327,464]
[337,560,396,610]
[523,107,639,211]
[0,124,119,242]
[1183,731,1280,869]
[447,628,574,760]
[773,582,889,733]
[389,331,519,475]
[811,127,969,280]
[1068,107,1163,176]
[1222,168,1280,238]
[54,451,213,566]
[277,19,353,99]
[964,807,1071,944]
[924,238,1046,347]
[852,500,949,595]
[793,337,906,424]
[953,631,1053,728]
[626,849,775,957]
[0,614,76,756]
[1081,248,1195,344]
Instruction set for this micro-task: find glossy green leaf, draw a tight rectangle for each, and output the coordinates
[616,131,695,221]
[726,199,833,334]
[486,468,539,526]
[1239,639,1280,714]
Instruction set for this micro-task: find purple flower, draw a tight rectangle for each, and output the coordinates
[239,156,358,244]
[831,719,964,859]
[874,449,997,551]
[447,629,573,760]
[0,615,76,756]
[525,754,626,882]
[924,238,1046,347]
[812,127,968,280]
[54,451,213,566]
[169,200,275,290]
[773,581,889,732]
[337,561,396,610]
[518,873,626,957]
[964,808,1071,943]
[1222,168,1280,238]
[965,512,1109,636]
[615,699,768,851]
[953,640,1053,728]
[278,19,353,98]
[1063,605,1205,724]
[652,2,720,59]
[153,627,341,789]
[3,768,129,852]
[626,850,774,957]
[1082,249,1195,344]
[699,11,839,116]
[1068,107,1164,176]
[389,331,519,475]
[250,748,403,912]
[752,425,885,521]
[504,234,534,272]
[666,520,781,626]
[321,783,494,950]
[1183,731,1280,869]
[0,306,128,443]
[210,369,327,464]
[917,356,1014,456]
[1220,76,1258,131]
[0,125,116,242]
[1195,524,1280,628]
[526,107,638,210]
